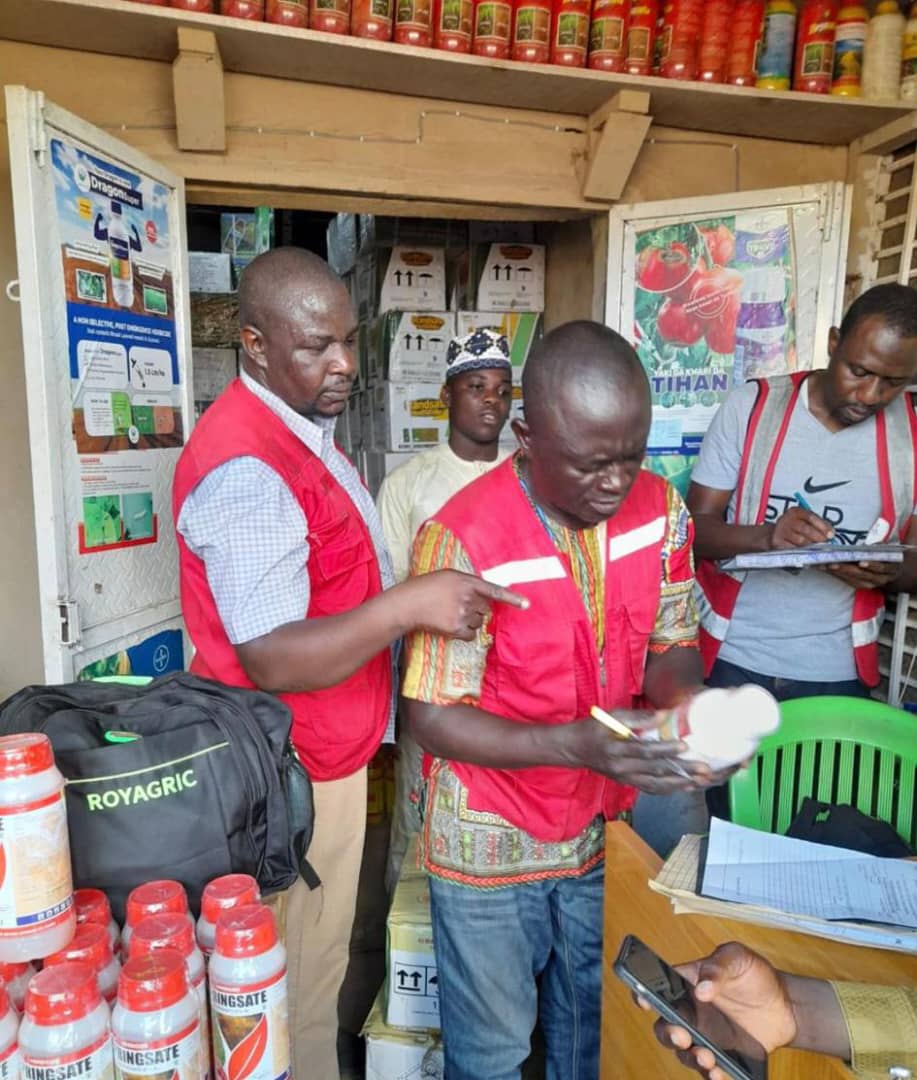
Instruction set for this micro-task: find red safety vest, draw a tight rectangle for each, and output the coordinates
[432,459,676,842]
[695,373,917,687]
[172,379,392,781]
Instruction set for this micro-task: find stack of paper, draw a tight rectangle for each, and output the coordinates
[649,819,917,954]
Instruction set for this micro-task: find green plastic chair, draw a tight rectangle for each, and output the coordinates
[728,695,917,849]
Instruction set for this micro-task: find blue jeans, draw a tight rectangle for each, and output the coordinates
[429,863,604,1080]
[707,657,871,701]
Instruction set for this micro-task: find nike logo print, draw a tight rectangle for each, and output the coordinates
[803,478,851,494]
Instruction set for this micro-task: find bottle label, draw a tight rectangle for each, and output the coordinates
[832,22,865,83]
[734,323,786,377]
[474,1,511,41]
[590,15,625,52]
[315,0,349,11]
[555,10,589,48]
[24,1034,113,1080]
[396,0,431,28]
[114,1020,201,1080]
[757,10,794,77]
[0,791,73,938]
[801,39,834,76]
[211,971,291,1080]
[626,23,652,60]
[372,0,392,15]
[0,1043,18,1080]
[438,0,472,33]
[513,3,550,42]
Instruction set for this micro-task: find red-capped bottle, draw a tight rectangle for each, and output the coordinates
[20,965,111,1080]
[209,907,291,1080]
[45,923,121,1006]
[473,0,514,55]
[310,0,352,31]
[624,0,659,73]
[394,0,434,43]
[122,880,191,954]
[434,0,474,49]
[794,0,839,91]
[352,0,394,36]
[266,0,308,24]
[588,0,630,69]
[512,0,553,59]
[550,0,591,65]
[219,0,265,17]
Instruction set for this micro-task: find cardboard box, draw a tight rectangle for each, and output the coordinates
[455,312,543,373]
[474,243,545,312]
[188,252,232,294]
[192,347,237,408]
[363,988,443,1079]
[326,212,359,276]
[370,382,449,452]
[379,247,447,313]
[376,311,455,384]
[386,858,439,1030]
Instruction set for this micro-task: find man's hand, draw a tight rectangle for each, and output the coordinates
[638,943,798,1078]
[394,570,529,641]
[823,560,900,591]
[559,714,731,794]
[770,507,834,549]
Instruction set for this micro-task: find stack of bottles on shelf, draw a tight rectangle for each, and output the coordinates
[0,729,290,1080]
[127,0,917,100]
[327,213,544,500]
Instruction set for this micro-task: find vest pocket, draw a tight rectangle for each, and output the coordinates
[491,622,577,722]
[309,535,374,614]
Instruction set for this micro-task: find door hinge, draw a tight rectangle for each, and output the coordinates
[58,601,81,647]
[28,91,48,167]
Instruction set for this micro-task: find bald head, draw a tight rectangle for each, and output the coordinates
[238,247,347,330]
[236,247,358,420]
[522,321,650,432]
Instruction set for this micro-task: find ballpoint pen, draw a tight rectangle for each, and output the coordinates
[590,706,692,779]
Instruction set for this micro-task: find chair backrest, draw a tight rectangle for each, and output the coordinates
[728,695,917,849]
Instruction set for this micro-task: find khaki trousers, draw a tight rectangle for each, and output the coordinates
[267,767,367,1080]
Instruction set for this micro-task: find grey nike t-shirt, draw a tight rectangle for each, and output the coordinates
[692,380,882,681]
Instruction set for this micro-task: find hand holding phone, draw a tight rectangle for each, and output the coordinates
[614,935,769,1080]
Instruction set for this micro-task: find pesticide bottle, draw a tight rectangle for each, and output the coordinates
[209,906,291,1080]
[196,876,261,960]
[122,881,190,954]
[20,963,111,1080]
[74,890,120,959]
[107,202,135,309]
[0,989,17,1080]
[112,952,201,1080]
[0,733,74,961]
[129,915,209,1080]
[861,0,905,98]
[45,923,121,1006]
[0,963,36,1014]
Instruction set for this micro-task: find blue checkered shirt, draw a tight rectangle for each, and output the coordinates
[177,372,396,728]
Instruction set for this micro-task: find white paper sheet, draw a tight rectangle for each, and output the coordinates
[701,819,917,928]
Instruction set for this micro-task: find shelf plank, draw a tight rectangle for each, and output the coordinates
[2,0,915,145]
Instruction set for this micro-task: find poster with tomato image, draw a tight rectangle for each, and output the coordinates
[633,209,797,477]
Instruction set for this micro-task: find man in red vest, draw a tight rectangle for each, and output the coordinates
[402,322,729,1079]
[172,247,525,1080]
[689,283,917,702]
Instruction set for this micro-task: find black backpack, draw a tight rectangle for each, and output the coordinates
[0,672,318,923]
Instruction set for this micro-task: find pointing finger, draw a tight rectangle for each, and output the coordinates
[477,580,530,609]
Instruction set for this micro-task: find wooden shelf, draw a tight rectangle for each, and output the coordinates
[2,0,915,145]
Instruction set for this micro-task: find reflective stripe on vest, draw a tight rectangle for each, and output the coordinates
[482,556,566,588]
[852,606,887,648]
[608,515,667,561]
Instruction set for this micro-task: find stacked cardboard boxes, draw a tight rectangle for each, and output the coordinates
[332,215,547,495]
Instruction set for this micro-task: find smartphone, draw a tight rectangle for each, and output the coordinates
[613,935,768,1080]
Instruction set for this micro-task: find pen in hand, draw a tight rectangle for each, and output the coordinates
[793,491,838,545]
[590,706,692,779]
